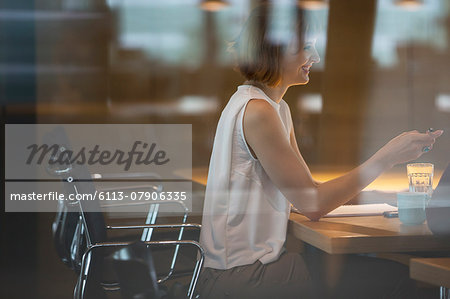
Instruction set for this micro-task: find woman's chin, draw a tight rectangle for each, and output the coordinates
[297,73,310,85]
[293,79,309,86]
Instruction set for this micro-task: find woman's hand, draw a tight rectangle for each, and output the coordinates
[375,130,444,168]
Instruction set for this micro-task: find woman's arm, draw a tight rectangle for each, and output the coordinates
[289,129,320,187]
[244,99,442,221]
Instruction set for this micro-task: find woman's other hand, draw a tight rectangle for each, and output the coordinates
[376,130,444,168]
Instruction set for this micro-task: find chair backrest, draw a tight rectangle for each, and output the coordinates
[65,162,108,246]
[46,126,107,273]
[52,200,87,273]
[52,167,108,274]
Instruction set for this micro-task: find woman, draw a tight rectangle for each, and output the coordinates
[198,4,443,299]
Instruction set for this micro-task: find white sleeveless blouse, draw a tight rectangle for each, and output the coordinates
[200,85,294,270]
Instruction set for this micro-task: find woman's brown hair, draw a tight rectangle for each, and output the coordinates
[231,3,305,87]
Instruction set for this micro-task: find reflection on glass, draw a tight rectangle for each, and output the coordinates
[108,0,205,69]
[372,0,447,67]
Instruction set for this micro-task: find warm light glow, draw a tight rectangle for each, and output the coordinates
[311,169,443,192]
[199,0,229,12]
[175,167,444,191]
[394,0,423,10]
[436,94,450,113]
[297,0,328,10]
[297,94,323,114]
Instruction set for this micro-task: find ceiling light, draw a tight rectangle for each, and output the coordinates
[297,0,328,10]
[394,0,423,10]
[199,0,230,12]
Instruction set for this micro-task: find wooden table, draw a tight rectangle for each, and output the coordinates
[289,213,450,254]
[410,258,450,299]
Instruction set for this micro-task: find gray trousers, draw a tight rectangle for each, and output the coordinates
[197,249,432,299]
[197,252,313,299]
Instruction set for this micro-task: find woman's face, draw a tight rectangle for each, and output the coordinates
[280,37,320,86]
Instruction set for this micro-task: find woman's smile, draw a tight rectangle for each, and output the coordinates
[301,64,312,74]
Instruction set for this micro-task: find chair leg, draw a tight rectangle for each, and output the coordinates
[73,279,79,299]
[74,273,87,299]
[76,251,92,299]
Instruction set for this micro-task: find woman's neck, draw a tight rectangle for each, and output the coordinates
[244,81,288,104]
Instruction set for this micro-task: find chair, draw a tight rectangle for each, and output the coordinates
[46,128,204,299]
[52,169,204,299]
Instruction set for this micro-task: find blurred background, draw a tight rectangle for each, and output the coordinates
[1,0,449,298]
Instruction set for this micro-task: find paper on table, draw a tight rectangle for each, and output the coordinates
[323,203,398,217]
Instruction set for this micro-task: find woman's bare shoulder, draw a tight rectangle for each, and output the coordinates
[244,98,278,125]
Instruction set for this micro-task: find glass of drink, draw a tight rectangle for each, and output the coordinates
[397,192,427,225]
[407,163,434,197]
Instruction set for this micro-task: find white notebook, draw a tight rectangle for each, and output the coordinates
[324,203,398,217]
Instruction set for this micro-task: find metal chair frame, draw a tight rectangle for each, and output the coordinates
[75,226,204,299]
[58,173,202,299]
[85,175,195,285]
[45,128,203,298]
[101,200,193,284]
